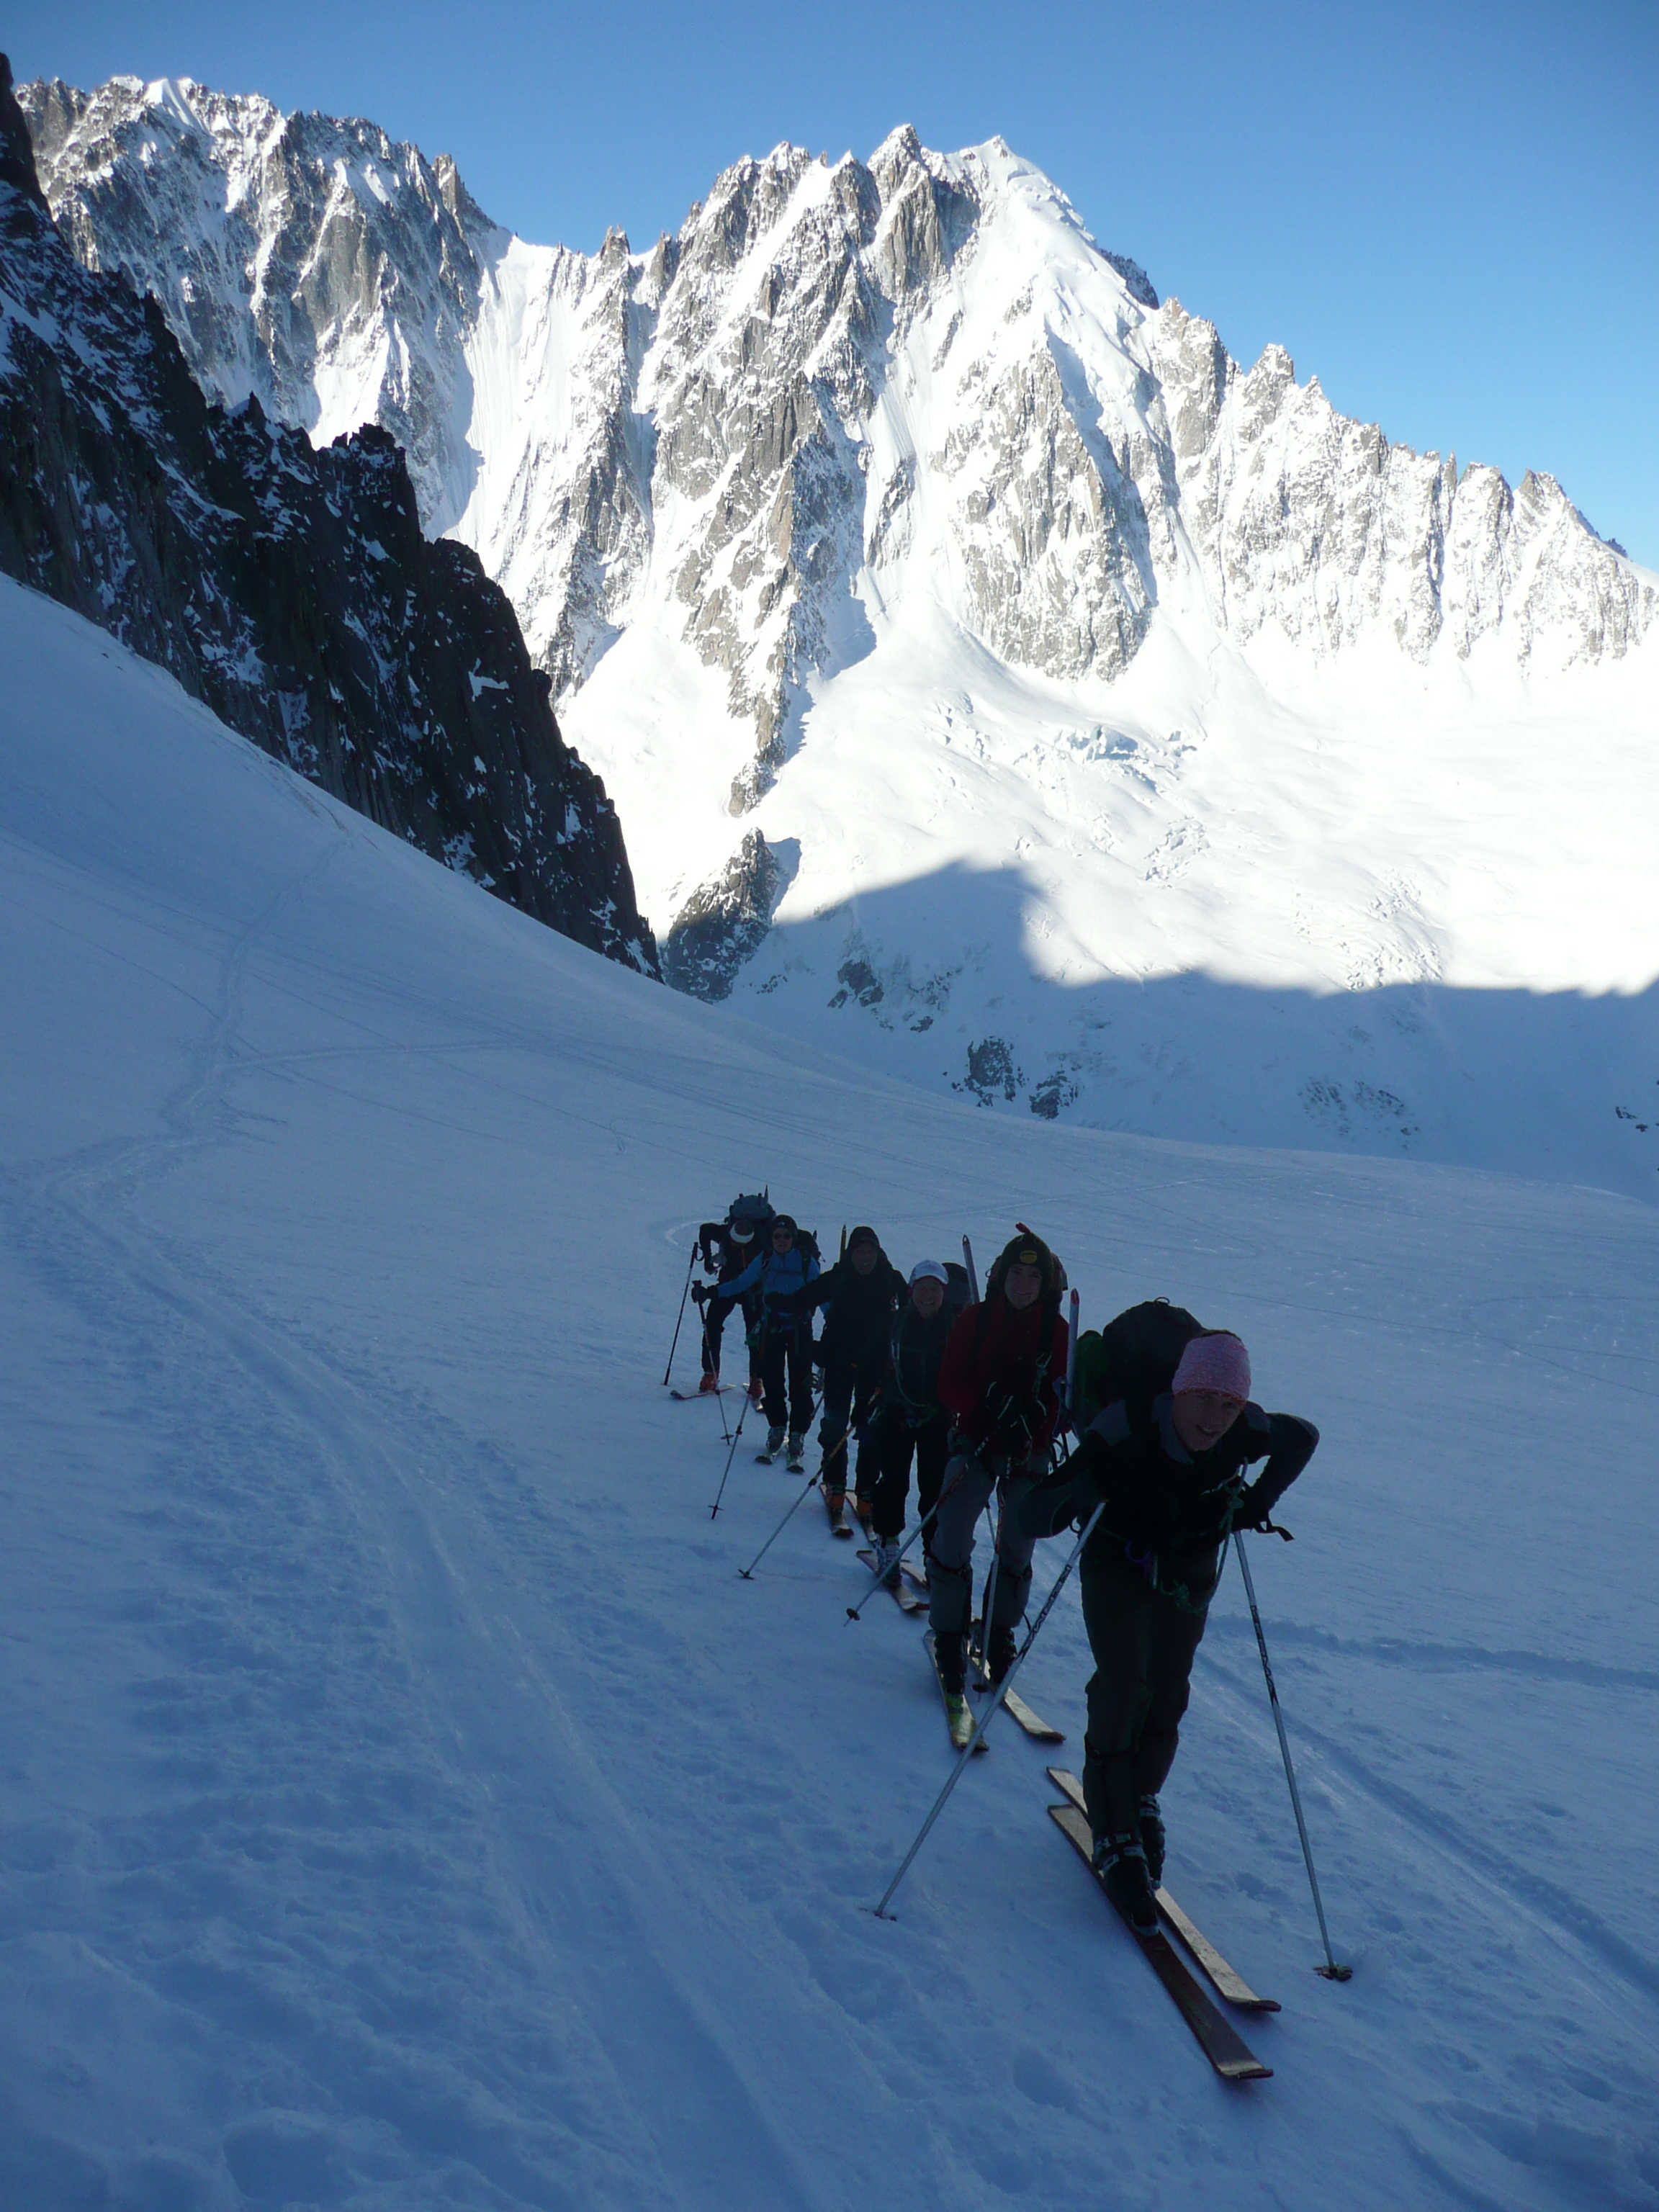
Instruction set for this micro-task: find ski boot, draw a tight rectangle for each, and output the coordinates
[755,1425,786,1464]
[747,1375,765,1408]
[934,1630,968,1696]
[1138,1795,1166,1887]
[874,1537,902,1591]
[1094,1833,1159,1933]
[698,1370,721,1395]
[987,1623,1018,1686]
[945,1692,975,1749]
[850,1492,875,1535]
[822,1480,850,1534]
[786,1432,808,1474]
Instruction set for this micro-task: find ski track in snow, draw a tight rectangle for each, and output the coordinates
[3,575,1659,2209]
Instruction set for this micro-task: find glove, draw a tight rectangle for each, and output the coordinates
[691,1282,710,1307]
[1233,1481,1293,1538]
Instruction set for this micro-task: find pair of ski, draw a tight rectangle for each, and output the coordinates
[922,1631,1065,1749]
[1047,1766,1277,2082]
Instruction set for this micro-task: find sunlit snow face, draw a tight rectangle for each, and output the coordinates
[1003,1263,1043,1310]
[1171,1390,1244,1454]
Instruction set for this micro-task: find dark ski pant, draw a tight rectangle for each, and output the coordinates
[926,1447,1042,1637]
[817,1354,884,1494]
[760,1328,814,1437]
[1079,1542,1218,1847]
[702,1290,761,1384]
[870,1414,949,1542]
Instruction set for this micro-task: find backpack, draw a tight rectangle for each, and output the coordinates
[794,1226,822,1266]
[726,1190,775,1233]
[1070,1300,1205,1431]
[943,1261,973,1314]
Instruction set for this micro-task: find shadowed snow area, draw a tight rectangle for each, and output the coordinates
[3,571,1658,2209]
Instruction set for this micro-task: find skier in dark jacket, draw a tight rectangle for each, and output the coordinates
[866,1260,957,1585]
[714,1215,820,1466]
[691,1192,774,1400]
[1058,1329,1318,1930]
[930,1230,1070,1728]
[780,1225,904,1519]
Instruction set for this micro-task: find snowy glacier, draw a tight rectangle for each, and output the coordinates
[3,572,1658,2209]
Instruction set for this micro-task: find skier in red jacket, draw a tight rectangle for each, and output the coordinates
[930,1229,1069,1731]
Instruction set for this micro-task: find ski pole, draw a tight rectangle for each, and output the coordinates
[709,1362,754,1518]
[976,1486,1002,1681]
[962,1235,979,1303]
[875,1503,1105,1918]
[737,1467,819,1578]
[735,1386,823,1579]
[1064,1288,1080,1424]
[1232,1532,1351,1980]
[845,1447,978,1620]
[663,1238,699,1387]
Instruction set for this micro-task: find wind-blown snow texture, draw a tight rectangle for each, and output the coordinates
[19,74,1659,1187]
[4,572,1659,2211]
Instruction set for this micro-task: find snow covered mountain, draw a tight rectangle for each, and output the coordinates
[19,73,1659,1182]
[1,63,654,972]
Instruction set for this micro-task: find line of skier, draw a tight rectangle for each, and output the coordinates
[676,1194,1319,1936]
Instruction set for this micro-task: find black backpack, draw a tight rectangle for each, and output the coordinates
[1070,1299,1206,1431]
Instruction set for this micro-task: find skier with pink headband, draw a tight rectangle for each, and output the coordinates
[1027,1319,1318,1930]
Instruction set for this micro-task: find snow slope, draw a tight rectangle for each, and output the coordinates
[24,79,1659,1183]
[4,570,1658,2210]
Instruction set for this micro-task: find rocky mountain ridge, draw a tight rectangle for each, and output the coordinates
[1,60,655,971]
[15,70,1658,1182]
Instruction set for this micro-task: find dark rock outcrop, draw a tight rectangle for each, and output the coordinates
[661,832,782,1000]
[0,55,657,974]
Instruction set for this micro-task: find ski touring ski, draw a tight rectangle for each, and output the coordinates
[1048,1802,1272,2082]
[857,1548,927,1614]
[1046,1770,1279,2013]
[669,1385,734,1401]
[968,1627,1065,1742]
[925,1631,984,1753]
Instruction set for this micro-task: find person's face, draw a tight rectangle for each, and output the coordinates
[1171,1390,1244,1454]
[911,1276,945,1317]
[771,1225,794,1254]
[1004,1262,1043,1310]
[850,1243,878,1275]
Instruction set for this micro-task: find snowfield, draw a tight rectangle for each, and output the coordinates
[3,571,1658,2209]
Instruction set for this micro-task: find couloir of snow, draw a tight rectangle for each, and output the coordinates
[3,570,1658,2210]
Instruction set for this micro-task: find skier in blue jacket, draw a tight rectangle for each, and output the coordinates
[714,1214,820,1467]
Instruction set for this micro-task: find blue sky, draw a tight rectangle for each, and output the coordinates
[14,0,1659,566]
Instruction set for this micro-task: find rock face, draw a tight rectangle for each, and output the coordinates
[660,830,783,999]
[0,60,656,971]
[26,79,1650,751]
